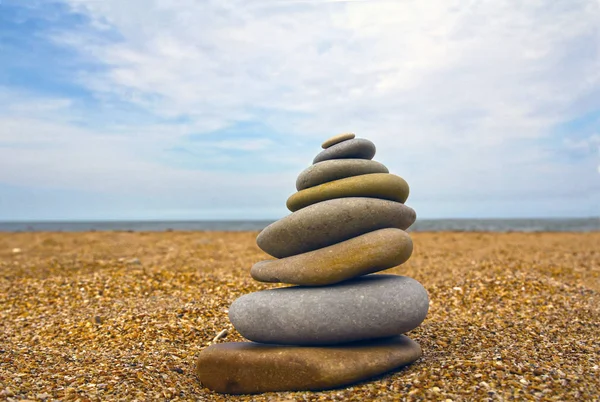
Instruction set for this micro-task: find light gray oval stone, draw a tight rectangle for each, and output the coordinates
[229,274,429,345]
[313,138,376,164]
[257,197,416,258]
[296,159,389,191]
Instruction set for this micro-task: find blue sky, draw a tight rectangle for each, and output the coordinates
[0,0,599,221]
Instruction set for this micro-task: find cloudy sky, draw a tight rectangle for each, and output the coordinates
[1,0,599,221]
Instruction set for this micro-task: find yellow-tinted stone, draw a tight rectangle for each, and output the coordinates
[287,173,409,212]
[321,132,355,149]
[252,228,413,286]
[196,335,421,394]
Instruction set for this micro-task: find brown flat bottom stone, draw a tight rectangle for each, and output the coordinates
[195,335,421,394]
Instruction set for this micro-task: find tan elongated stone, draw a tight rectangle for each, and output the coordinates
[321,132,355,149]
[287,173,409,212]
[195,335,421,394]
[296,159,389,190]
[257,197,416,258]
[252,228,412,286]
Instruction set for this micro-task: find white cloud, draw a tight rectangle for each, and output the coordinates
[564,134,600,151]
[0,89,292,208]
[55,0,600,143]
[1,0,600,218]
[207,138,274,151]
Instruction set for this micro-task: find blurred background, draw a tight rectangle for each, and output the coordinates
[0,0,599,226]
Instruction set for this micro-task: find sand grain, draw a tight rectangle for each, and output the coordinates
[0,231,598,401]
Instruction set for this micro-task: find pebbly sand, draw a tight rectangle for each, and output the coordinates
[0,231,598,401]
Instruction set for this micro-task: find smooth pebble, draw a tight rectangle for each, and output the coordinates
[252,228,413,286]
[229,274,429,345]
[195,335,421,394]
[287,173,410,212]
[313,138,376,164]
[321,133,356,149]
[257,197,416,258]
[296,159,389,191]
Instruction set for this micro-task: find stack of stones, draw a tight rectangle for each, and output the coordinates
[196,133,429,395]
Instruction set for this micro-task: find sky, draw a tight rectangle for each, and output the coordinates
[0,0,599,221]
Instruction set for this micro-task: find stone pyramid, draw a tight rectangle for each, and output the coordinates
[196,133,429,394]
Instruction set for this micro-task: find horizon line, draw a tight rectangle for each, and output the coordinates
[1,216,599,223]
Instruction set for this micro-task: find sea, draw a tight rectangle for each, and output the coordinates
[0,218,598,232]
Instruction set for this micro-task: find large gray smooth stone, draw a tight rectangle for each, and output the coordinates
[252,228,413,286]
[257,197,416,258]
[296,159,389,191]
[229,274,429,345]
[195,335,421,394]
[313,138,376,164]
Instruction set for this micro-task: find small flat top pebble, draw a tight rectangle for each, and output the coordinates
[321,133,356,149]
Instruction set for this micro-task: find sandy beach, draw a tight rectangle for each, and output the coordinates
[0,231,598,401]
